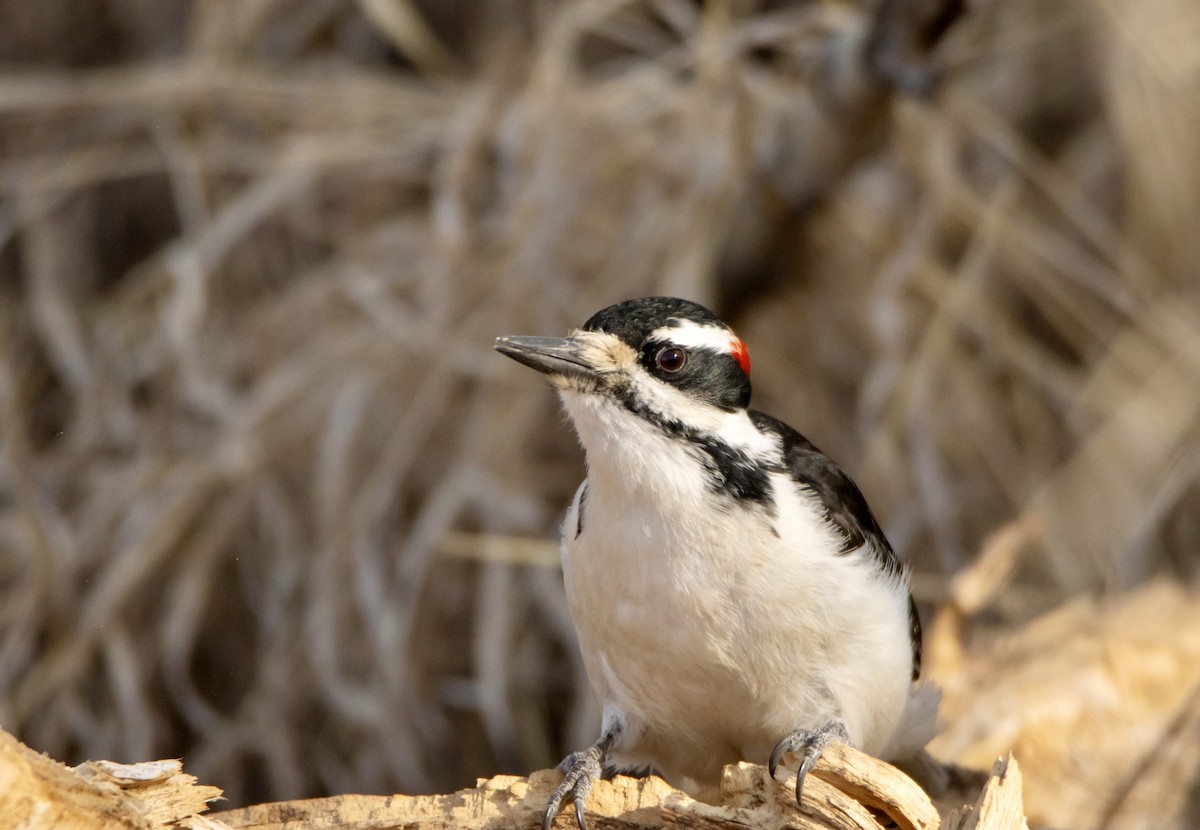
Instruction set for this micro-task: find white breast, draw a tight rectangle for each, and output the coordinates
[557,390,913,789]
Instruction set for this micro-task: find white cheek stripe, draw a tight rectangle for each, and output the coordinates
[619,370,780,458]
[650,320,737,354]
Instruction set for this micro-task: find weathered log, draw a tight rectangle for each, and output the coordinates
[0,727,223,829]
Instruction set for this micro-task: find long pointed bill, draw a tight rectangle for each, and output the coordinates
[494,335,597,379]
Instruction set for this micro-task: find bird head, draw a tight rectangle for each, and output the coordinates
[492,296,744,407]
[495,297,753,419]
[498,298,782,505]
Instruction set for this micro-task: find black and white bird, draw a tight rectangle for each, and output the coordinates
[495,297,937,830]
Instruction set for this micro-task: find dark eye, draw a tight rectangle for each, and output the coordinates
[656,347,687,373]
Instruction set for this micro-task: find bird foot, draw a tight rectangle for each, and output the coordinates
[768,721,851,806]
[543,744,606,830]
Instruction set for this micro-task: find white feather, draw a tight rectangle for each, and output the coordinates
[649,320,740,354]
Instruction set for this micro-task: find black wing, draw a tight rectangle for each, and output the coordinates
[749,410,922,680]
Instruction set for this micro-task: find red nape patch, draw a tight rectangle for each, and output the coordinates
[730,336,751,377]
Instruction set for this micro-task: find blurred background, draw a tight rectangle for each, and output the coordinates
[1,0,1198,822]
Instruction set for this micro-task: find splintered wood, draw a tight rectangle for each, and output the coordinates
[4,718,1022,830]
[214,746,958,830]
[0,728,223,829]
[941,756,1027,830]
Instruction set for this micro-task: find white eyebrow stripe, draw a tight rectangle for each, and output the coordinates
[649,320,737,353]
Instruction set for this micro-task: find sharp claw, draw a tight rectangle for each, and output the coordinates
[544,740,608,830]
[543,794,561,830]
[771,721,849,807]
[768,741,786,781]
[796,743,821,806]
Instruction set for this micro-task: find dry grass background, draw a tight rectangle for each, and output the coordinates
[0,0,1198,820]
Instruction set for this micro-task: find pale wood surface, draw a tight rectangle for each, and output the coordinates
[928,580,1200,827]
[0,728,223,829]
[942,756,1028,830]
[213,746,950,830]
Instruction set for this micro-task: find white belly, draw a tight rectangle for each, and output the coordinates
[561,474,912,789]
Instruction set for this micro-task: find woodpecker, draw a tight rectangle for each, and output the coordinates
[495,297,936,830]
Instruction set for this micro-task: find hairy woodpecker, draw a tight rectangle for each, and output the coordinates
[495,297,936,830]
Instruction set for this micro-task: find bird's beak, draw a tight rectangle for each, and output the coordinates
[494,335,597,379]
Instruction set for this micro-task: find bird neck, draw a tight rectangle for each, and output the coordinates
[558,389,780,508]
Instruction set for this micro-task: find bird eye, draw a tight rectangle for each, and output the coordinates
[656,347,687,373]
